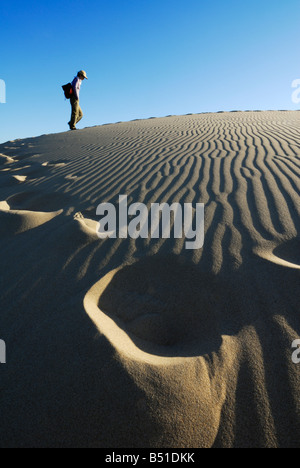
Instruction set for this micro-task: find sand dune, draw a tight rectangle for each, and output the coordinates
[0,111,299,447]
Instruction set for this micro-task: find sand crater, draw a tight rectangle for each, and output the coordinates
[5,191,70,212]
[273,239,300,266]
[256,238,300,270]
[85,256,241,358]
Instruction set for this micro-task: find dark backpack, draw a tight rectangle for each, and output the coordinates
[62,83,73,99]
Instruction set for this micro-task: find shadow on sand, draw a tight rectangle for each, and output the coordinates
[93,254,242,358]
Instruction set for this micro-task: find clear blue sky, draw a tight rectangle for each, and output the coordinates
[1,0,300,143]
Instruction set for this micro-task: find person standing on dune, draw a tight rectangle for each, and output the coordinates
[68,70,88,131]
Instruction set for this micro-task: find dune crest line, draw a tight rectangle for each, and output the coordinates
[0,111,299,448]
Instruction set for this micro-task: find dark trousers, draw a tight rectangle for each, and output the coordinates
[70,97,83,128]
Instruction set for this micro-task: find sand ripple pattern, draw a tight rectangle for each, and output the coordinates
[0,111,299,448]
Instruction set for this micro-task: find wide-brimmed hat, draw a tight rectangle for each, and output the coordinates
[78,70,88,80]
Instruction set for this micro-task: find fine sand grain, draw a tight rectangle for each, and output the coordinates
[0,111,299,447]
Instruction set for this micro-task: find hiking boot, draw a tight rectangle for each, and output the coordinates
[68,122,76,131]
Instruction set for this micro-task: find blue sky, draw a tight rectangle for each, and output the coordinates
[1,0,300,143]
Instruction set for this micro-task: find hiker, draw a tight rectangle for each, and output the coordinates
[68,70,88,131]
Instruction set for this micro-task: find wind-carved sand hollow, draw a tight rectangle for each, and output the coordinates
[273,239,300,267]
[256,238,300,270]
[84,255,241,361]
[0,191,64,237]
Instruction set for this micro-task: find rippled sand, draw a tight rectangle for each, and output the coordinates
[0,111,299,447]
